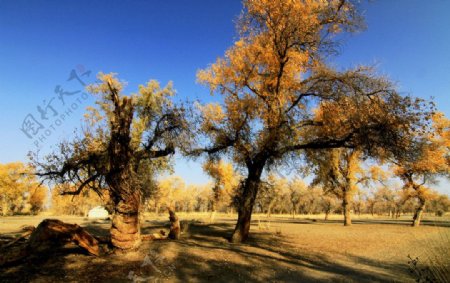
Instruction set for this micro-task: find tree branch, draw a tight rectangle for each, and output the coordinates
[60,174,100,196]
[279,133,355,155]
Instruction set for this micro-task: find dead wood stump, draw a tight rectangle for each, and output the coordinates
[168,208,180,240]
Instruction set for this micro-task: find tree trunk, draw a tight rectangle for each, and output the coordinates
[231,190,255,243]
[325,207,330,220]
[155,202,160,214]
[110,192,141,250]
[266,204,272,218]
[343,190,352,226]
[107,94,139,251]
[231,164,264,243]
[412,199,426,227]
[209,201,217,223]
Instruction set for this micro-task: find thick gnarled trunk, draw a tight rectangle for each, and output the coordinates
[107,95,140,251]
[110,191,141,250]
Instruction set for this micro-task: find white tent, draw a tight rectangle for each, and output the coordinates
[88,206,109,219]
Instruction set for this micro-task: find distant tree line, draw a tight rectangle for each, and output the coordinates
[8,163,445,222]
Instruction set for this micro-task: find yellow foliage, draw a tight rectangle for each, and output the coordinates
[203,159,240,208]
[395,112,449,180]
[197,0,360,139]
[0,162,43,215]
[29,186,47,214]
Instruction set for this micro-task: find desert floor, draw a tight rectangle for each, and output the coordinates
[1,213,449,282]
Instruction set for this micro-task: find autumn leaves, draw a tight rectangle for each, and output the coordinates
[31,0,448,247]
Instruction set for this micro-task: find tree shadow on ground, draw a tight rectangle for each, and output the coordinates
[170,222,412,282]
[83,221,110,237]
[0,242,152,283]
[0,246,87,282]
[0,219,421,282]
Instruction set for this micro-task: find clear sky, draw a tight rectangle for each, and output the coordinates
[0,0,449,194]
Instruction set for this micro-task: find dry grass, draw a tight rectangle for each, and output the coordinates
[1,213,449,282]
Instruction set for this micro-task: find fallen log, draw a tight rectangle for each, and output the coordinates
[0,219,101,266]
[28,219,100,255]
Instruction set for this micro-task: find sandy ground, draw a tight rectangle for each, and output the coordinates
[0,213,449,283]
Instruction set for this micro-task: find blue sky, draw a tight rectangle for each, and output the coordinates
[0,0,449,194]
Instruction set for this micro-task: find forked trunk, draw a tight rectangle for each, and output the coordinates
[412,199,426,227]
[343,189,352,226]
[231,164,263,243]
[111,192,141,250]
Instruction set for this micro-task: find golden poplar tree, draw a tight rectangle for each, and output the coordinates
[194,0,430,242]
[394,112,449,226]
[33,73,189,250]
[0,162,44,216]
[203,159,239,222]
